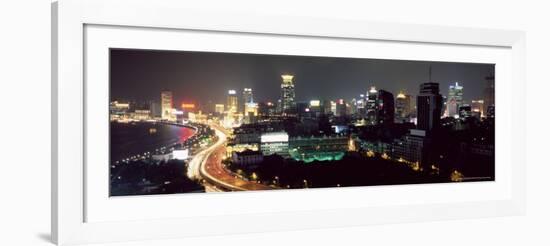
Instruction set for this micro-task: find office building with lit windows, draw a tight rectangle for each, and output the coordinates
[242,88,253,112]
[395,92,412,123]
[392,129,428,167]
[226,89,238,113]
[161,90,174,121]
[446,82,464,117]
[244,102,259,124]
[366,86,378,124]
[260,132,290,157]
[280,74,296,114]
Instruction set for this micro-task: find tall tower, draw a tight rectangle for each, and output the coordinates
[376,90,395,125]
[446,82,464,117]
[417,83,443,132]
[356,94,366,117]
[395,91,412,123]
[280,74,296,114]
[161,90,173,121]
[226,90,238,113]
[335,99,346,117]
[366,86,378,124]
[242,88,253,113]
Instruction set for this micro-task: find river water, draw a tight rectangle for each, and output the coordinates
[110,122,195,163]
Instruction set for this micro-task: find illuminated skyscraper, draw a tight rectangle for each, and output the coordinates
[356,94,366,117]
[242,88,253,113]
[244,102,259,123]
[227,90,238,113]
[161,90,174,121]
[395,91,412,123]
[417,83,443,132]
[366,86,378,124]
[309,100,321,115]
[330,101,337,115]
[446,82,464,117]
[280,74,296,114]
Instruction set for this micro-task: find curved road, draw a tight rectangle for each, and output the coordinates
[188,123,273,192]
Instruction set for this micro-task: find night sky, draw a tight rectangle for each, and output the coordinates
[110,49,494,106]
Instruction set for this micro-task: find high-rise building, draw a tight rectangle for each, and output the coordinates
[322,99,333,115]
[483,76,495,115]
[309,100,321,116]
[395,91,412,123]
[214,104,225,114]
[335,99,347,117]
[376,90,394,125]
[244,102,258,123]
[161,90,174,121]
[417,83,443,132]
[392,129,428,168]
[226,90,238,113]
[471,100,484,118]
[280,74,296,114]
[242,88,253,113]
[366,86,378,124]
[446,82,464,117]
[356,94,366,117]
[330,101,337,115]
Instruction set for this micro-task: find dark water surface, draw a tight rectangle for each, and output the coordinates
[110,122,195,162]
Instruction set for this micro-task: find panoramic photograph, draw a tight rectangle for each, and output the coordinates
[109,48,495,196]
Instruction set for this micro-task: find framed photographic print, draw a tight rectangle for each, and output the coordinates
[52,0,526,245]
[108,49,496,196]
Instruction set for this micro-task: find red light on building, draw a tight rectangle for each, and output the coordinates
[181,103,195,109]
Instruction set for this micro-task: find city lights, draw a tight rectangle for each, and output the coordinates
[309,100,320,107]
[181,103,195,109]
[110,49,495,196]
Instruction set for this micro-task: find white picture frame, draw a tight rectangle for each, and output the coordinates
[52,0,526,245]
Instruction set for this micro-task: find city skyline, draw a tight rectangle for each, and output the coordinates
[109,48,495,196]
[110,49,494,106]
